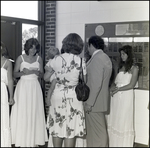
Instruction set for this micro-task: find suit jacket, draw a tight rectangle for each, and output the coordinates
[85,50,112,112]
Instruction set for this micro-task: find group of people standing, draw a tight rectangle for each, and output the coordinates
[1,33,139,147]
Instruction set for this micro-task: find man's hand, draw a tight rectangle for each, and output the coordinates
[84,103,92,114]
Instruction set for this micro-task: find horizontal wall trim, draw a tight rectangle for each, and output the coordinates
[1,16,44,25]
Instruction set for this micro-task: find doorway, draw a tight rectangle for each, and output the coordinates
[1,20,22,62]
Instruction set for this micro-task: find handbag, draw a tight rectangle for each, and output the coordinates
[75,58,90,102]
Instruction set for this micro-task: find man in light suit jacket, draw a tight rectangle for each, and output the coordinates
[84,36,112,147]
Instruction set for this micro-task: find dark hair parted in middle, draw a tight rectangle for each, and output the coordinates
[1,41,10,59]
[24,38,40,55]
[61,33,84,55]
[119,45,134,73]
[88,35,104,50]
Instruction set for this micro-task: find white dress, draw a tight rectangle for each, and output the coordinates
[107,71,137,147]
[46,53,87,147]
[1,60,11,147]
[10,55,48,147]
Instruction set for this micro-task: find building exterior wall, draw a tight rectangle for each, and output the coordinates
[45,1,57,97]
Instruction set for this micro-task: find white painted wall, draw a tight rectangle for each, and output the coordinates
[134,89,149,145]
[55,1,149,49]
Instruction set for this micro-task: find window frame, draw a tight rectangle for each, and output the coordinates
[1,1,45,89]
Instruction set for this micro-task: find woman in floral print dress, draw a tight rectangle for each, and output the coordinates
[44,33,86,147]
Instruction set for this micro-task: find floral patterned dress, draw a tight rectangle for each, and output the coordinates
[47,53,86,146]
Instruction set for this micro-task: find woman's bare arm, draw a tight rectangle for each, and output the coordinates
[7,60,15,105]
[112,66,139,95]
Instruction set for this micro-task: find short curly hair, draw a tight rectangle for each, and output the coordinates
[47,46,60,59]
[61,33,84,55]
[24,38,40,55]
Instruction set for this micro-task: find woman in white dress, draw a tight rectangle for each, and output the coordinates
[107,45,139,147]
[10,38,48,147]
[1,41,15,147]
[44,33,87,147]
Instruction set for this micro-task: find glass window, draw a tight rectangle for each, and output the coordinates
[116,22,149,36]
[22,24,38,54]
[1,1,38,20]
[109,37,133,42]
[134,37,149,42]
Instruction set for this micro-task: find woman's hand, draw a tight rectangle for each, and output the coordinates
[9,97,15,105]
[45,106,50,117]
[22,68,30,75]
[111,87,119,97]
[46,66,54,73]
[110,85,119,97]
[45,98,51,107]
[113,87,118,94]
[32,70,40,77]
[110,84,116,92]
[110,84,117,97]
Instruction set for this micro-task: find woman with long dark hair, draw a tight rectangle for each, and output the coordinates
[107,45,139,147]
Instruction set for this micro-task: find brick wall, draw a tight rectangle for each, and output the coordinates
[44,1,56,100]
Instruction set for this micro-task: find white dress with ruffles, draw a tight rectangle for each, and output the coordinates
[10,55,48,147]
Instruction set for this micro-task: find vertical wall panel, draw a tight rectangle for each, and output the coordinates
[44,1,56,99]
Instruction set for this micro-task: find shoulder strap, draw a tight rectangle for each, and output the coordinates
[80,58,82,68]
[80,58,85,83]
[2,59,7,68]
[36,56,39,62]
[21,55,24,62]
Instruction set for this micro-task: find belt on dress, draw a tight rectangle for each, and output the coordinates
[64,85,76,89]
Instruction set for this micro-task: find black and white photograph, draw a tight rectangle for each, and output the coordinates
[1,1,149,147]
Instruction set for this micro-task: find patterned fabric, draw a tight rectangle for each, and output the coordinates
[47,53,86,141]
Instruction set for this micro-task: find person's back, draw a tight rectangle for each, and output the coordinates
[46,33,87,147]
[91,51,112,112]
[51,53,83,87]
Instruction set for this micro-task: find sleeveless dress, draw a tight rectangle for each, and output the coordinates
[10,55,48,147]
[1,60,11,147]
[47,53,87,147]
[107,70,138,147]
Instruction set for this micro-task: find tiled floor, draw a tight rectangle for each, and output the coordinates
[39,142,149,147]
[12,142,149,147]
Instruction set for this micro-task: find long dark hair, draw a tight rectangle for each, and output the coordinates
[118,45,134,73]
[1,41,10,59]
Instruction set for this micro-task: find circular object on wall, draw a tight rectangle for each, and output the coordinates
[95,25,104,36]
